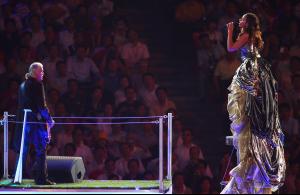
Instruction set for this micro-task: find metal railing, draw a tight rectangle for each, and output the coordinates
[2,110,173,193]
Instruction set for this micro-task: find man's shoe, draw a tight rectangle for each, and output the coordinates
[36,179,56,185]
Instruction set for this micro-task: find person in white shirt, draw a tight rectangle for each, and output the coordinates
[96,159,122,180]
[73,128,95,175]
[280,103,300,136]
[55,118,75,154]
[120,30,150,73]
[59,17,75,56]
[115,75,131,106]
[175,130,204,171]
[50,61,74,94]
[153,87,176,116]
[29,15,45,49]
[67,45,100,83]
[139,73,159,108]
[115,142,145,177]
[173,172,193,194]
[42,44,63,83]
[89,146,108,178]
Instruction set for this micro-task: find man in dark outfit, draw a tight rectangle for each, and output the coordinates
[13,62,55,185]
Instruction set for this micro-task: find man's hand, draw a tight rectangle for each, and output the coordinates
[46,119,55,144]
[48,119,55,129]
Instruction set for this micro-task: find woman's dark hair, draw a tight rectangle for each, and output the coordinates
[240,13,264,50]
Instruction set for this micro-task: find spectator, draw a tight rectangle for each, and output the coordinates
[104,58,122,93]
[96,103,115,137]
[63,143,76,156]
[173,119,184,148]
[67,45,100,84]
[139,73,159,108]
[89,146,109,179]
[73,128,95,175]
[85,87,105,116]
[42,44,63,83]
[196,33,226,98]
[55,118,74,155]
[214,52,240,100]
[217,0,240,31]
[107,129,123,159]
[62,79,85,116]
[42,0,69,26]
[184,147,213,183]
[153,87,176,116]
[19,31,37,59]
[97,159,122,180]
[115,142,145,177]
[37,25,61,60]
[192,176,215,194]
[116,87,140,117]
[175,130,204,171]
[112,18,128,51]
[28,15,45,49]
[205,20,223,45]
[47,88,61,115]
[16,46,35,76]
[59,17,75,56]
[50,60,74,94]
[120,30,150,73]
[123,159,144,180]
[280,103,299,136]
[115,75,131,106]
[74,4,89,31]
[173,172,192,194]
[54,101,68,117]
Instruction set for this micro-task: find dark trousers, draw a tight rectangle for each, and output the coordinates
[15,123,49,184]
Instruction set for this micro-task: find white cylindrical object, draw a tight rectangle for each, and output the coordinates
[14,109,31,184]
[159,117,164,193]
[167,113,173,180]
[3,112,9,179]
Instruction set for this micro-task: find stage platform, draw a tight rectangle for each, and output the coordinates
[0,179,172,194]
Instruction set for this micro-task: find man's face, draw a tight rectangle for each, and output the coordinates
[34,66,44,81]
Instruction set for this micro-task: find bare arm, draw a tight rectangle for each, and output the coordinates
[227,22,249,52]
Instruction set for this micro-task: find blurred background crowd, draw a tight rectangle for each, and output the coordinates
[0,0,299,194]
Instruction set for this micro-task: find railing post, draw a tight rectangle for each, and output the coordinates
[3,112,9,179]
[159,117,164,193]
[167,113,173,181]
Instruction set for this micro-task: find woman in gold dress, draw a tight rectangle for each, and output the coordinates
[221,13,286,194]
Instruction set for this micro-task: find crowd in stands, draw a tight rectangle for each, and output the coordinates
[0,0,212,194]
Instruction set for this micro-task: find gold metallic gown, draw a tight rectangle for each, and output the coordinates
[221,45,286,194]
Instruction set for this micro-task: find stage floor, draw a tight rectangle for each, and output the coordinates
[0,179,172,194]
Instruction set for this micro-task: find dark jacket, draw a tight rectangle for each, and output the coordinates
[13,77,52,152]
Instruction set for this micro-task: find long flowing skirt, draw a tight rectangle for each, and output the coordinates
[221,83,285,194]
